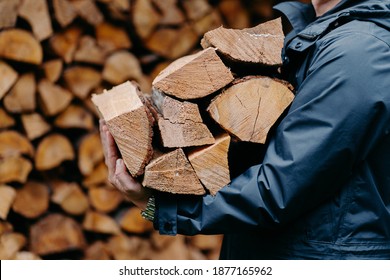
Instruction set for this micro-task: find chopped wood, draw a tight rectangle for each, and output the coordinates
[88,186,123,213]
[132,0,161,39]
[95,22,132,53]
[51,182,89,216]
[71,0,104,26]
[150,231,176,250]
[149,235,190,260]
[0,131,34,158]
[0,29,43,64]
[63,66,101,99]
[152,91,215,148]
[74,35,106,65]
[92,81,154,177]
[106,234,151,260]
[78,132,104,176]
[102,51,144,85]
[0,232,26,260]
[0,109,15,129]
[0,0,20,29]
[104,0,130,21]
[3,73,36,113]
[117,207,153,234]
[182,0,212,21]
[42,59,63,83]
[201,17,284,67]
[152,0,185,25]
[188,133,231,195]
[18,0,53,41]
[145,25,198,59]
[38,79,73,116]
[0,221,13,235]
[50,26,82,64]
[153,47,234,100]
[12,181,49,219]
[21,113,51,140]
[54,104,94,130]
[12,251,41,260]
[53,0,77,27]
[83,211,121,235]
[143,148,205,195]
[0,185,17,220]
[30,214,86,256]
[0,61,18,101]
[83,241,110,260]
[82,162,109,188]
[192,10,223,36]
[207,76,294,143]
[218,0,250,29]
[0,157,32,184]
[35,134,75,171]
[190,234,223,251]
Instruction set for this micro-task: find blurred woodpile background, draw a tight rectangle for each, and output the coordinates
[0,0,303,260]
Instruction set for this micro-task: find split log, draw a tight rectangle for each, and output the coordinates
[12,181,49,219]
[188,133,231,195]
[53,0,77,28]
[0,61,18,101]
[0,233,26,260]
[51,182,89,216]
[207,76,294,143]
[74,36,106,65]
[42,59,63,83]
[106,234,150,260]
[0,109,15,129]
[38,79,73,116]
[88,186,123,213]
[21,113,51,140]
[182,0,212,21]
[218,0,250,29]
[71,0,104,26]
[54,104,94,130]
[3,73,36,113]
[83,241,110,260]
[132,0,161,39]
[0,157,32,184]
[18,0,53,41]
[82,162,109,188]
[30,214,86,256]
[35,134,75,171]
[96,22,132,53]
[117,207,153,234]
[0,185,17,220]
[0,221,13,235]
[201,17,284,67]
[0,0,19,29]
[92,81,154,177]
[143,148,205,195]
[50,27,82,64]
[192,10,223,36]
[103,0,130,21]
[152,47,234,100]
[12,251,41,260]
[152,0,185,25]
[149,236,190,260]
[82,211,121,235]
[0,131,34,158]
[78,132,104,176]
[152,91,215,148]
[150,231,176,250]
[63,66,101,99]
[0,29,43,64]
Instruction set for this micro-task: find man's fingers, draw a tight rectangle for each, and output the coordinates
[114,159,140,194]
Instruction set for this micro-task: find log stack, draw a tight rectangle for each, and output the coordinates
[0,0,288,260]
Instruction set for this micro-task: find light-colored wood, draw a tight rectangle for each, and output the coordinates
[152,91,215,148]
[71,0,104,26]
[18,0,53,41]
[0,233,26,260]
[143,148,205,195]
[30,214,86,256]
[64,66,101,99]
[3,73,36,113]
[38,79,73,116]
[21,113,51,140]
[0,157,32,184]
[117,207,153,234]
[53,0,77,27]
[0,109,15,129]
[192,10,223,36]
[95,22,132,53]
[145,25,198,59]
[149,235,190,260]
[153,47,234,100]
[12,181,49,219]
[0,29,43,64]
[0,0,20,28]
[54,104,94,130]
[12,251,41,260]
[201,17,284,67]
[88,186,123,213]
[35,134,75,171]
[0,61,18,101]
[42,59,63,83]
[152,0,185,25]
[150,231,176,250]
[218,0,250,29]
[83,241,110,260]
[83,211,121,235]
[0,130,34,158]
[188,133,231,195]
[208,76,294,143]
[106,234,151,260]
[92,81,154,177]
[182,0,212,21]
[78,132,104,176]
[51,181,89,216]
[50,26,82,64]
[74,35,106,65]
[132,0,161,39]
[82,162,109,188]
[0,185,17,220]
[0,221,13,235]
[103,0,130,21]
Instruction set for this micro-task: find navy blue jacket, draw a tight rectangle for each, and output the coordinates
[155,0,390,259]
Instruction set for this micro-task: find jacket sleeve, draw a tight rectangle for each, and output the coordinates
[155,31,390,236]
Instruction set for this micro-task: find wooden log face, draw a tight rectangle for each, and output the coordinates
[0,157,32,184]
[0,185,16,220]
[21,113,51,140]
[3,73,36,113]
[208,76,294,143]
[0,61,18,101]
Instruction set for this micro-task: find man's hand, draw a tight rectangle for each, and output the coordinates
[99,119,151,210]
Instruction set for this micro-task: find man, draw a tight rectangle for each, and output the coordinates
[100,0,390,259]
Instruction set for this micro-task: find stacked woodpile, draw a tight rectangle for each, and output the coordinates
[0,0,286,260]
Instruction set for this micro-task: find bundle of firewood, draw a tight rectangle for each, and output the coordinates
[0,0,287,260]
